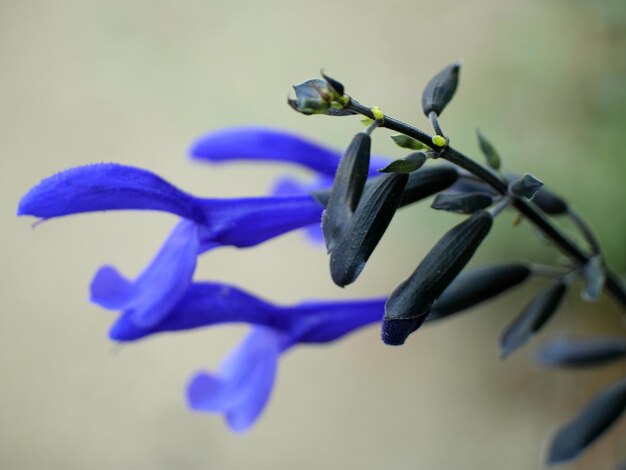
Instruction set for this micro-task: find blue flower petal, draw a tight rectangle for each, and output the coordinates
[187,327,285,432]
[91,220,199,327]
[189,126,344,176]
[18,164,207,223]
[108,282,288,341]
[289,298,384,343]
[198,195,323,248]
[107,279,385,342]
[189,126,389,177]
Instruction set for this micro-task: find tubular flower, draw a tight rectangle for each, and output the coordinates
[17,125,499,433]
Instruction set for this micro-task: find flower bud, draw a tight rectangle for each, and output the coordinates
[330,173,408,287]
[421,62,461,117]
[499,280,567,358]
[426,263,531,322]
[382,210,493,345]
[431,192,494,214]
[322,133,371,251]
[288,79,336,115]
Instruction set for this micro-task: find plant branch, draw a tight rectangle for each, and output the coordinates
[346,99,626,310]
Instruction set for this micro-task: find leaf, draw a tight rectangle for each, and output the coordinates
[582,255,605,302]
[421,62,462,117]
[535,337,626,368]
[431,192,494,214]
[329,173,408,287]
[390,134,430,151]
[426,263,531,322]
[548,377,626,464]
[499,280,567,358]
[508,173,544,200]
[322,133,371,252]
[378,152,427,174]
[476,129,501,170]
[382,210,493,345]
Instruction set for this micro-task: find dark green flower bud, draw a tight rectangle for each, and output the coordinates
[531,186,569,215]
[499,280,567,358]
[421,62,461,117]
[322,133,371,252]
[398,166,459,207]
[313,166,459,210]
[536,337,626,368]
[378,152,427,174]
[288,79,336,115]
[330,173,408,287]
[431,192,494,214]
[476,128,501,170]
[548,377,626,464]
[426,263,531,322]
[382,210,493,345]
[508,173,544,200]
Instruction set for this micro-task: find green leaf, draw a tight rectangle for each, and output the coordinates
[378,152,427,174]
[390,134,430,151]
[476,129,501,170]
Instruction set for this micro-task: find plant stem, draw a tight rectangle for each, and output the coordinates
[346,99,626,310]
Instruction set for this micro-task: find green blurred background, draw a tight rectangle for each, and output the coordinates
[2,0,625,468]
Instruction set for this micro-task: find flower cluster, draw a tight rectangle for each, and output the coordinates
[18,63,626,465]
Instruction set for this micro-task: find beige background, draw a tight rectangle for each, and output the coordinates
[2,0,626,469]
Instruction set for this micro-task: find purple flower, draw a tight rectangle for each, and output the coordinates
[19,163,324,327]
[16,126,454,433]
[189,126,390,177]
[96,274,385,431]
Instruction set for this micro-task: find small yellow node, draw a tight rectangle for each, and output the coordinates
[432,135,446,147]
[371,106,384,122]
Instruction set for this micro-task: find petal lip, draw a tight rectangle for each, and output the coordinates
[17,163,206,223]
[189,125,389,177]
[189,126,343,177]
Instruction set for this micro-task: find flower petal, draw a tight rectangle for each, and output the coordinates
[108,282,287,341]
[18,163,207,223]
[108,278,385,342]
[91,220,199,327]
[198,195,323,248]
[187,327,284,432]
[189,126,389,176]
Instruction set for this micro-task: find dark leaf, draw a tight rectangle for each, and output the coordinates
[508,173,544,200]
[582,255,605,302]
[426,263,531,322]
[378,152,427,174]
[320,70,344,96]
[390,134,430,151]
[548,377,626,464]
[431,192,494,214]
[421,62,462,117]
[382,210,493,345]
[322,133,371,252]
[330,173,408,287]
[499,280,567,358]
[476,129,501,170]
[536,337,626,368]
[532,186,569,215]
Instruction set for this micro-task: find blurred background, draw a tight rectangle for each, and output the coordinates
[2,0,626,468]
